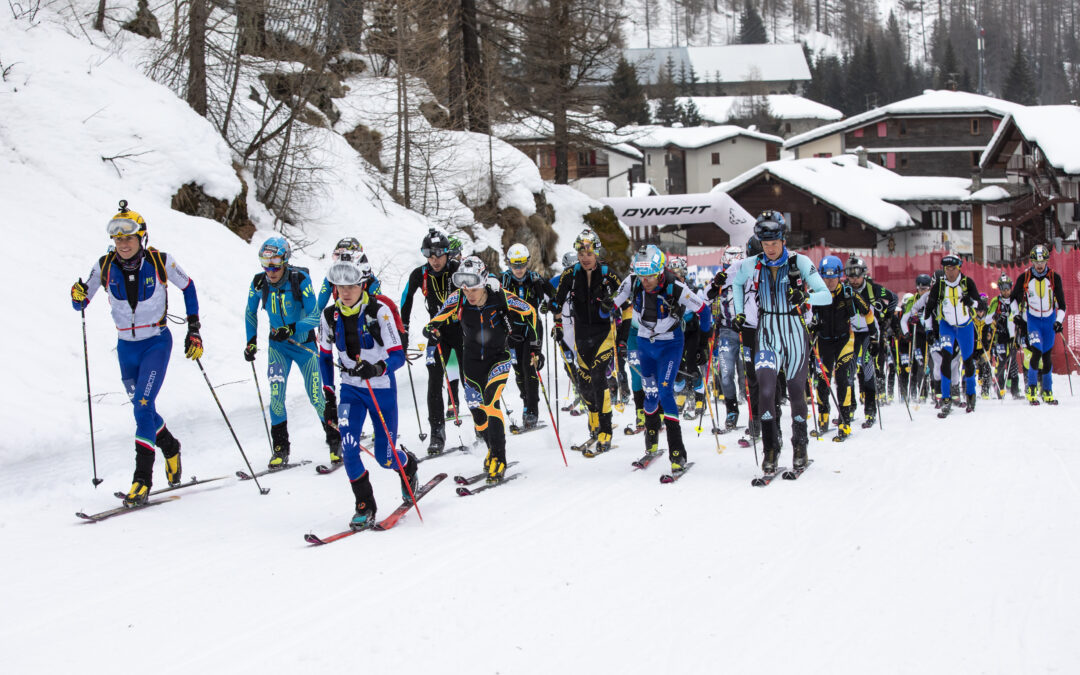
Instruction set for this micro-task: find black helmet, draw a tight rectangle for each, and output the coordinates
[421,228,450,258]
[941,253,962,268]
[845,256,867,278]
[745,234,763,257]
[754,211,786,241]
[915,273,932,288]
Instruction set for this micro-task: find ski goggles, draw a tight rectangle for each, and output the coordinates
[452,271,485,289]
[573,240,598,252]
[107,218,144,238]
[844,267,864,278]
[259,251,285,271]
[326,261,369,286]
[421,246,448,258]
[508,259,528,270]
[333,246,363,261]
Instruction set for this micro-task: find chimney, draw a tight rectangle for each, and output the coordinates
[856,146,867,168]
[971,167,983,192]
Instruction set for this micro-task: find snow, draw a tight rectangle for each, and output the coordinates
[621,44,811,86]
[969,185,1012,202]
[4,5,1080,674]
[664,95,843,124]
[629,124,783,149]
[983,106,1080,175]
[785,90,1027,150]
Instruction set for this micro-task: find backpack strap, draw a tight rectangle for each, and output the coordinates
[146,247,169,286]
[99,250,117,287]
[253,272,269,309]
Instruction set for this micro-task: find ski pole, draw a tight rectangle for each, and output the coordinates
[533,357,568,466]
[436,343,463,426]
[403,357,428,441]
[250,362,274,452]
[554,332,560,433]
[79,297,104,487]
[364,379,422,520]
[696,334,721,452]
[737,330,758,466]
[195,358,269,495]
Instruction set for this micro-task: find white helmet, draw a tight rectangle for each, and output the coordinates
[722,246,744,266]
[561,251,577,268]
[452,255,488,289]
[506,243,530,269]
[326,253,372,287]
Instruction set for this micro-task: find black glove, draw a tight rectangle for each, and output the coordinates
[539,300,550,314]
[869,335,880,356]
[184,315,203,360]
[1054,320,1063,333]
[1014,316,1027,334]
[962,295,975,309]
[788,285,808,306]
[400,326,410,349]
[599,296,616,314]
[422,324,440,344]
[323,387,338,425]
[243,336,258,362]
[269,325,294,342]
[350,360,386,379]
[530,349,545,370]
[552,323,564,344]
[695,343,708,366]
[734,313,747,331]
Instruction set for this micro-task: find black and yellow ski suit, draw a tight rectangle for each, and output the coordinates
[810,283,858,426]
[401,259,461,430]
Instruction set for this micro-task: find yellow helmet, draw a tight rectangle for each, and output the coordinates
[107,200,147,242]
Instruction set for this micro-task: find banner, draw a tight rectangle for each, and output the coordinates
[600,192,755,246]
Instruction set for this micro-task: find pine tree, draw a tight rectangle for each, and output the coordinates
[680,98,704,126]
[738,1,767,44]
[936,39,959,90]
[1002,40,1038,105]
[677,62,690,97]
[654,55,680,125]
[604,56,651,127]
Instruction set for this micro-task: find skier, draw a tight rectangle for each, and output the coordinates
[668,257,708,420]
[613,245,712,470]
[842,256,886,427]
[806,255,858,441]
[732,212,830,475]
[705,246,745,431]
[551,229,624,454]
[552,251,587,417]
[500,243,556,430]
[70,201,202,506]
[922,253,981,415]
[400,228,461,454]
[1010,245,1066,405]
[989,273,1021,399]
[735,235,765,446]
[316,237,382,311]
[423,256,539,482]
[244,237,338,468]
[317,253,418,529]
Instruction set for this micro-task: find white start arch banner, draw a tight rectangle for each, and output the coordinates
[599,191,755,248]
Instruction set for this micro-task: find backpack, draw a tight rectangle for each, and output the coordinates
[100,246,168,287]
[252,266,309,308]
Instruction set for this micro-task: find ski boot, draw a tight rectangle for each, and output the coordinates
[937,398,952,418]
[810,411,830,438]
[634,407,646,432]
[324,420,342,465]
[585,432,612,458]
[522,411,539,430]
[725,411,738,430]
[445,404,458,421]
[833,423,852,442]
[123,480,150,507]
[268,421,290,469]
[427,424,446,456]
[399,450,419,502]
[1042,390,1058,405]
[965,394,976,413]
[861,413,876,429]
[1026,385,1041,406]
[486,454,507,484]
[761,419,779,474]
[157,426,182,487]
[791,418,808,469]
[669,447,688,472]
[349,472,377,530]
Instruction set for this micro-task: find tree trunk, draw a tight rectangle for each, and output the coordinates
[447,0,465,129]
[95,0,106,31]
[187,0,208,116]
[461,0,487,133]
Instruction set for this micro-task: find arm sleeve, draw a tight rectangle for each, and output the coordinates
[732,259,751,314]
[798,255,831,306]
[399,267,422,330]
[74,260,104,310]
[552,269,572,310]
[426,290,461,333]
[317,310,335,391]
[164,254,199,317]
[506,292,539,346]
[245,279,261,342]
[1055,272,1067,322]
[613,276,632,307]
[377,304,405,374]
[541,278,557,302]
[964,277,980,305]
[316,278,333,313]
[921,284,939,320]
[294,272,320,336]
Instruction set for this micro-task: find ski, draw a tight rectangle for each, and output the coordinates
[809,428,831,439]
[112,475,228,499]
[456,473,522,496]
[315,462,344,475]
[453,461,519,486]
[373,473,448,530]
[508,423,547,435]
[782,459,814,481]
[623,425,645,436]
[416,444,469,464]
[659,462,695,484]
[571,436,598,452]
[582,443,616,458]
[304,520,376,546]
[751,467,788,488]
[860,418,876,429]
[77,496,180,523]
[237,460,312,480]
[631,450,663,470]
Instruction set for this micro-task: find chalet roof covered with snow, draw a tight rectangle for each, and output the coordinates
[715,154,987,232]
[981,106,1080,175]
[621,44,811,85]
[629,124,783,150]
[492,114,643,158]
[648,95,842,124]
[784,90,1027,150]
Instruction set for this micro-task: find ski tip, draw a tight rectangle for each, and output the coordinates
[456,487,473,496]
[304,534,326,546]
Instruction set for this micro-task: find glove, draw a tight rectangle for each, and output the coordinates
[530,350,545,370]
[539,300,550,314]
[269,325,294,342]
[323,387,338,425]
[71,279,89,304]
[350,360,386,379]
[552,323,564,344]
[788,285,808,306]
[1014,316,1027,334]
[422,323,440,344]
[734,313,746,331]
[1054,320,1063,333]
[711,270,727,291]
[695,344,708,366]
[599,296,616,315]
[868,335,880,356]
[184,316,203,360]
[243,337,258,362]
[962,295,975,309]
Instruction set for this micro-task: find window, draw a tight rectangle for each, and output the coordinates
[886,152,897,169]
[970,118,981,135]
[711,152,720,165]
[877,122,887,137]
[712,177,722,187]
[952,211,972,230]
[785,123,792,134]
[923,210,948,230]
[899,120,908,136]
[900,156,908,169]
[814,152,833,158]
[828,211,844,229]
[646,154,651,166]
[971,151,981,168]
[854,127,864,138]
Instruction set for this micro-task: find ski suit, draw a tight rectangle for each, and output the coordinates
[1010,266,1066,394]
[401,259,462,429]
[923,273,980,399]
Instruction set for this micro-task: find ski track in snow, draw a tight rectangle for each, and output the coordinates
[4,377,1080,673]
